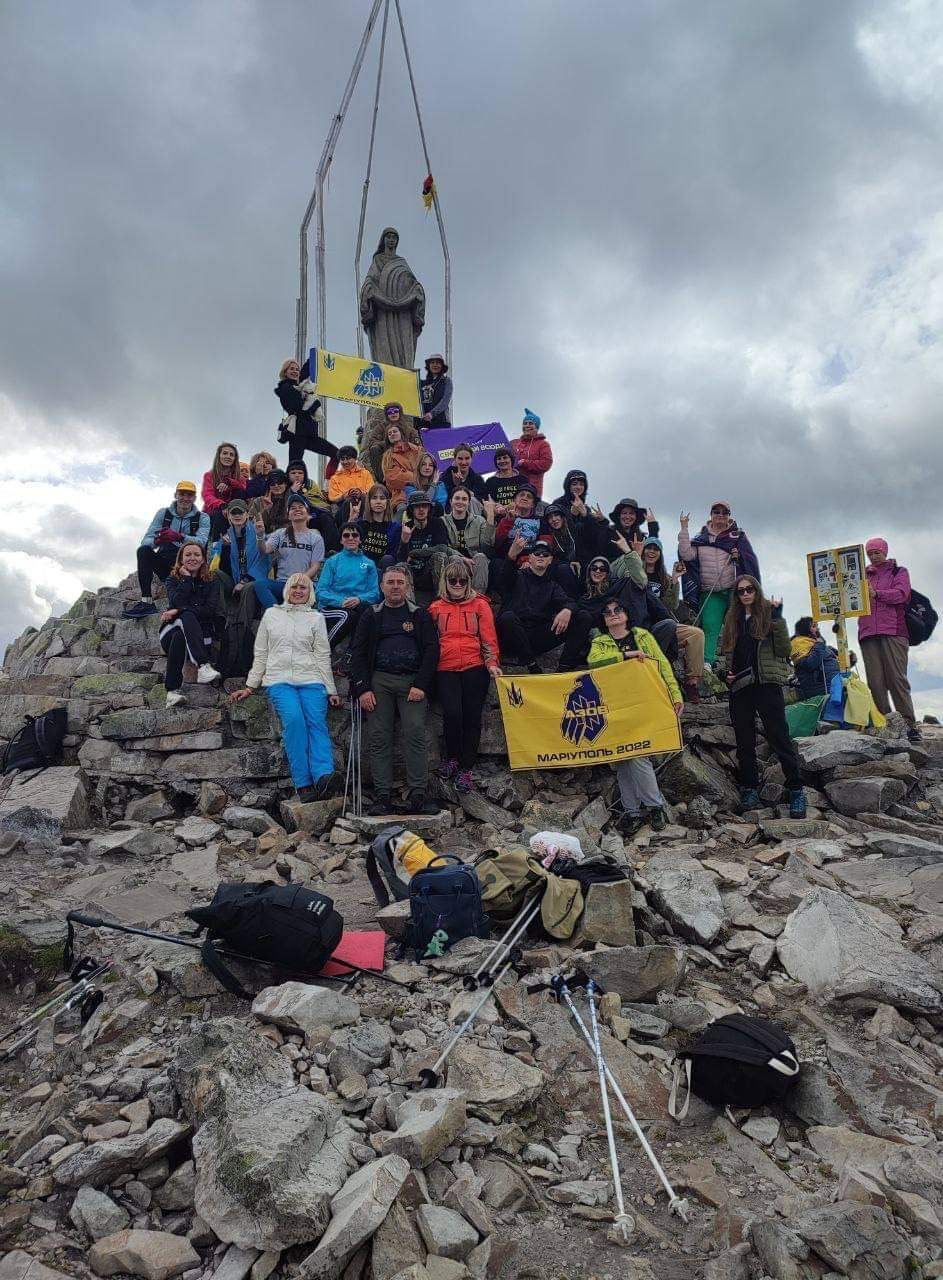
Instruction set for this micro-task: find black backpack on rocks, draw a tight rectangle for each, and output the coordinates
[668,1014,800,1117]
[1,708,68,776]
[186,881,344,998]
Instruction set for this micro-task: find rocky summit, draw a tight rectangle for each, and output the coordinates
[2,577,943,1280]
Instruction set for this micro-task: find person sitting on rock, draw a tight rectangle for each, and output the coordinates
[202,442,247,540]
[641,537,706,703]
[678,502,760,666]
[573,553,677,671]
[716,576,806,818]
[396,493,452,595]
[790,617,840,702]
[510,410,553,499]
[160,541,222,708]
[381,421,423,511]
[442,485,496,593]
[588,598,682,835]
[210,498,271,677]
[551,470,609,569]
[402,449,448,514]
[274,356,339,468]
[603,499,658,559]
[259,469,290,532]
[230,573,342,803]
[285,458,339,552]
[355,484,401,569]
[253,495,324,611]
[484,447,527,514]
[326,445,375,506]
[539,505,581,596]
[246,451,278,500]
[429,558,501,793]
[496,539,592,672]
[315,522,380,648]
[124,480,210,619]
[420,353,452,426]
[350,563,441,816]
[859,537,921,742]
[441,443,488,504]
[361,402,422,481]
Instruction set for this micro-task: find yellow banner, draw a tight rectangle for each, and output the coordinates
[311,349,421,416]
[496,659,682,771]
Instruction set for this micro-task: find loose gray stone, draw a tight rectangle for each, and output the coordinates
[415,1205,479,1261]
[222,806,278,835]
[376,1089,467,1167]
[825,776,907,817]
[88,1228,200,1280]
[252,982,361,1042]
[583,945,685,1003]
[53,1119,190,1189]
[70,1186,131,1240]
[299,1155,410,1279]
[645,852,726,946]
[445,1044,543,1122]
[796,731,885,773]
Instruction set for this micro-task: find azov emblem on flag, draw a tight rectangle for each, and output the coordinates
[354,362,384,399]
[560,674,607,745]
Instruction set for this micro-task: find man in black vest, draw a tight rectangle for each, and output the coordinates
[124,482,211,618]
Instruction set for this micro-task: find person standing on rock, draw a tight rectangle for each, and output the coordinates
[859,538,921,742]
[716,576,807,818]
[230,573,342,802]
[124,481,210,619]
[420,354,452,426]
[510,410,553,499]
[588,598,682,834]
[678,502,760,666]
[160,542,222,708]
[349,563,441,816]
[274,356,339,468]
[429,558,501,792]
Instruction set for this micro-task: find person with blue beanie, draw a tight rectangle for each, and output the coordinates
[511,409,553,498]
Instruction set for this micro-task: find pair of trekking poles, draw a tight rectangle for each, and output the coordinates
[0,957,111,1063]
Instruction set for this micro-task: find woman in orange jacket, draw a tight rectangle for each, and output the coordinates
[428,559,501,792]
[380,423,422,510]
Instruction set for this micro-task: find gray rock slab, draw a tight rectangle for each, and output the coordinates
[376,1089,467,1168]
[299,1155,410,1279]
[251,982,361,1041]
[445,1044,543,1122]
[88,1228,200,1280]
[825,776,907,816]
[583,944,685,1002]
[0,765,89,833]
[797,731,885,773]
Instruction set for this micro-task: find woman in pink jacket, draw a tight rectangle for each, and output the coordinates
[510,410,553,498]
[202,442,247,539]
[859,537,919,740]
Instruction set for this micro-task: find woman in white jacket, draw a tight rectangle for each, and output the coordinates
[230,573,342,801]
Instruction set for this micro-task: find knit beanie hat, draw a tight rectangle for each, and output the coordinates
[522,408,541,427]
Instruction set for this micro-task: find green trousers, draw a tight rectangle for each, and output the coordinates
[369,670,428,794]
[699,589,732,665]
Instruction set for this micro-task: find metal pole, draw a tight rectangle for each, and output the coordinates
[392,0,453,374]
[586,980,635,1244]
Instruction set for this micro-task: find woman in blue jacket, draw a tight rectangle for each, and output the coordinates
[315,522,381,648]
[211,497,272,677]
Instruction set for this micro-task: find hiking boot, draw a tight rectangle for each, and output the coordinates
[740,787,762,811]
[310,772,337,800]
[438,758,458,781]
[455,769,474,793]
[907,727,923,743]
[788,787,808,820]
[618,813,646,839]
[399,791,442,816]
[123,599,157,619]
[682,680,701,704]
[526,662,542,675]
[166,690,187,709]
[648,806,668,832]
[297,785,318,803]
[366,794,394,816]
[197,663,221,684]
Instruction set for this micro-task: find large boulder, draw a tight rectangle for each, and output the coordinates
[777,888,943,1014]
[644,852,726,946]
[169,1018,355,1251]
[796,732,885,773]
[445,1044,543,1122]
[375,1089,467,1167]
[0,765,89,834]
[863,832,943,863]
[298,1155,410,1279]
[88,1229,199,1280]
[658,748,741,807]
[251,982,361,1043]
[582,945,685,1002]
[825,777,907,817]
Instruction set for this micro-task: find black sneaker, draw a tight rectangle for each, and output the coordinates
[648,807,668,832]
[297,785,318,803]
[311,772,337,800]
[526,662,542,674]
[619,813,645,839]
[366,794,394,817]
[399,791,442,816]
[123,600,157,619]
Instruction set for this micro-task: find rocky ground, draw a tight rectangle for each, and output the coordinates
[1,578,943,1280]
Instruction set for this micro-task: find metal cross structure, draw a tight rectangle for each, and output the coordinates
[294,0,452,385]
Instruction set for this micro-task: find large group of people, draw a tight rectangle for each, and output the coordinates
[121,357,923,824]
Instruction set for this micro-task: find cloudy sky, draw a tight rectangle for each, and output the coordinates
[2,0,942,708]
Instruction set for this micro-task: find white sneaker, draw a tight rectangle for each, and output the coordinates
[197,664,221,684]
[166,690,187,708]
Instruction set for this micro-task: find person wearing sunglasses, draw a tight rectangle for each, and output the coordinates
[587,599,682,835]
[315,522,380,649]
[716,576,806,818]
[495,540,592,672]
[428,560,501,792]
[678,501,760,667]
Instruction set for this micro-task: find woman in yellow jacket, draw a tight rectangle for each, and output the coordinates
[588,598,683,836]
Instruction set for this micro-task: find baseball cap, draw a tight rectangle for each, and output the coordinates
[226,498,248,515]
[175,480,197,493]
[531,540,553,556]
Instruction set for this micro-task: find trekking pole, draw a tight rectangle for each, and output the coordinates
[344,695,363,818]
[1,962,111,1062]
[0,960,110,1050]
[416,953,518,1089]
[463,893,542,991]
[544,972,688,1220]
[585,978,635,1245]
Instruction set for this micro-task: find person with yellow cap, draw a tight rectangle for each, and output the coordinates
[124,482,210,619]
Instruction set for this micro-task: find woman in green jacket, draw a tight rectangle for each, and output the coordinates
[588,599,683,837]
[716,576,806,818]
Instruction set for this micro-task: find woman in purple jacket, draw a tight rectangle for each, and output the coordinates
[859,537,919,741]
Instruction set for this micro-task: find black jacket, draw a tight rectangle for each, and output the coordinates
[442,465,488,501]
[396,516,448,562]
[579,574,671,632]
[420,372,453,425]
[166,576,223,633]
[502,562,574,628]
[350,601,439,696]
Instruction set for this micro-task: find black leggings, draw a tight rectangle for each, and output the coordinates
[729,682,802,790]
[437,666,491,768]
[159,612,212,691]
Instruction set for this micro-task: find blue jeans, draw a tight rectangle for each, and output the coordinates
[267,683,334,787]
[254,579,287,610]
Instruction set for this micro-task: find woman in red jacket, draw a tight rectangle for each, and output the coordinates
[428,560,501,792]
[510,409,553,498]
[202,442,247,539]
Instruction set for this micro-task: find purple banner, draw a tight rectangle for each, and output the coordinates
[422,423,509,476]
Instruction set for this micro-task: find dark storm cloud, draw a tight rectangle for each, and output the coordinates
[1,0,942,659]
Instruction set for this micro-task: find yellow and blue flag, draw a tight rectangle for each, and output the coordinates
[311,348,422,416]
[496,659,682,771]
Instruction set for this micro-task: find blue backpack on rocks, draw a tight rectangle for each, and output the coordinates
[407,855,489,960]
